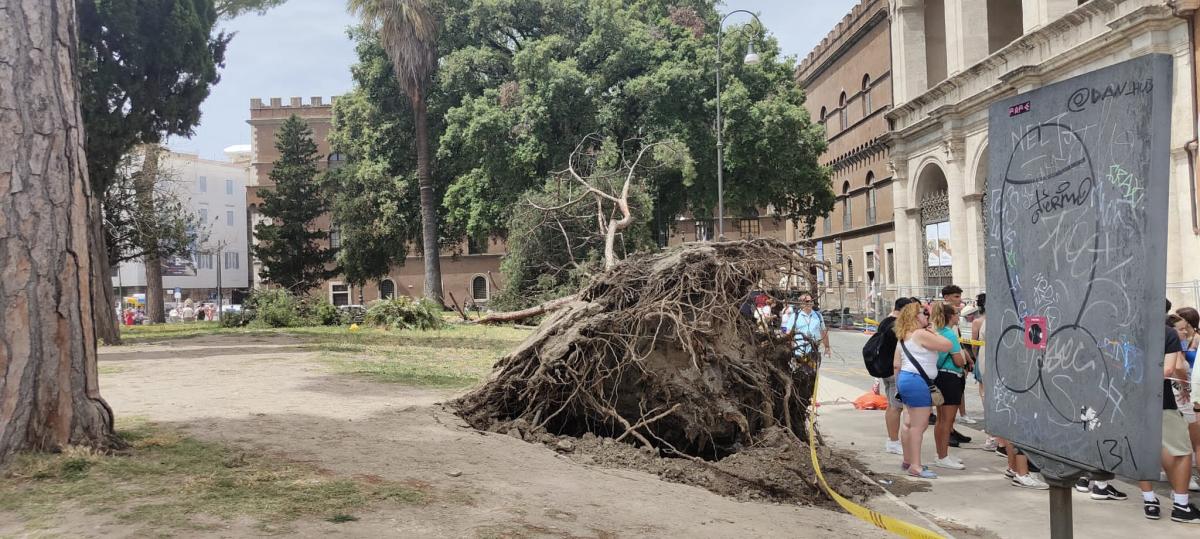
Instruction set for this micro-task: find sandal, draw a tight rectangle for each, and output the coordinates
[907,467,938,479]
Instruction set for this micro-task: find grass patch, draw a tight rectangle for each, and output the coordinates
[0,418,425,534]
[310,325,531,388]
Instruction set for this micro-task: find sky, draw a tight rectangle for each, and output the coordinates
[170,0,861,161]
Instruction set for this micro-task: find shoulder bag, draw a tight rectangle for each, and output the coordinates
[900,340,945,407]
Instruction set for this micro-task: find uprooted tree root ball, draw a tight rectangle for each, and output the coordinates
[453,239,828,461]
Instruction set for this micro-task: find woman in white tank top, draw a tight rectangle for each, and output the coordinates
[892,302,954,479]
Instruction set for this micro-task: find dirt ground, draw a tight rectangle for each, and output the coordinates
[22,334,888,537]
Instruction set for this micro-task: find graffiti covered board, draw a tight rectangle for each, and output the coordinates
[984,54,1172,481]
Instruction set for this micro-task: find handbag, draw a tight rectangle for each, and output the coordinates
[901,340,945,407]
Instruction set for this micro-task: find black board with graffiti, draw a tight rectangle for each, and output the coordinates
[984,54,1172,481]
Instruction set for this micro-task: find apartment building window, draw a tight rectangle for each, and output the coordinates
[838,92,848,131]
[223,251,239,270]
[865,172,877,225]
[330,283,350,306]
[226,210,235,226]
[887,248,895,284]
[327,152,346,170]
[819,106,827,125]
[195,253,213,270]
[847,259,855,287]
[472,275,489,301]
[739,214,761,238]
[225,179,234,195]
[198,176,207,192]
[841,182,852,231]
[329,225,341,249]
[199,207,208,223]
[862,74,872,116]
[823,216,831,236]
[379,279,395,300]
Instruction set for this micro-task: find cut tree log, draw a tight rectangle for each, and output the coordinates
[472,294,579,325]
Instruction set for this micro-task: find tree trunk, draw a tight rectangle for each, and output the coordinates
[413,98,443,305]
[90,202,122,344]
[0,0,121,464]
[473,295,578,325]
[137,145,166,323]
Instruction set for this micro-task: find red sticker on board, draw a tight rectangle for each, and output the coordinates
[1024,316,1048,350]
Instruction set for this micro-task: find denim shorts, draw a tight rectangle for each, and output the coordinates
[896,370,933,408]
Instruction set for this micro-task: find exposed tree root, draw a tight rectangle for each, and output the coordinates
[453,239,824,460]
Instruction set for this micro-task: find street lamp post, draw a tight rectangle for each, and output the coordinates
[208,216,228,321]
[715,10,762,241]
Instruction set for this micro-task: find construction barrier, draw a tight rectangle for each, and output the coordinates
[806,375,946,539]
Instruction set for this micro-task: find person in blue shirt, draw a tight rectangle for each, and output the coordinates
[781,293,831,360]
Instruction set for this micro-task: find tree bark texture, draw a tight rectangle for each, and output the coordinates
[89,200,121,344]
[0,0,120,465]
[137,145,165,324]
[413,98,443,304]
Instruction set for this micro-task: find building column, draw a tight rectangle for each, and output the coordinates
[893,0,929,104]
[962,193,986,289]
[945,0,990,76]
[942,139,973,291]
[1022,0,1075,33]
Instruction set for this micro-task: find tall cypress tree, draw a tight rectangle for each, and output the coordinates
[255,115,338,292]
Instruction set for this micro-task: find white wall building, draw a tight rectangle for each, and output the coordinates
[112,147,253,303]
[887,0,1200,303]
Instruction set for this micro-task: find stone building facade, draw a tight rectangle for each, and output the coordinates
[246,97,504,307]
[796,0,896,316]
[888,0,1200,304]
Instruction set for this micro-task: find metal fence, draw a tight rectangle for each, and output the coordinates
[814,281,1200,328]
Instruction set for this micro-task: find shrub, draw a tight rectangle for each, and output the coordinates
[307,297,341,326]
[364,297,444,330]
[338,305,367,325]
[247,289,302,328]
[220,309,254,328]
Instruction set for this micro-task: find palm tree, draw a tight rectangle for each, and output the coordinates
[347,0,442,304]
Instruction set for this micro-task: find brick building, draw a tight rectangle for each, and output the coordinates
[796,0,896,317]
[246,96,504,307]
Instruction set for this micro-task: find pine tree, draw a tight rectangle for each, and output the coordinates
[254,115,338,292]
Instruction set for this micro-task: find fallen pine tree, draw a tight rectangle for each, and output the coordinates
[453,238,826,460]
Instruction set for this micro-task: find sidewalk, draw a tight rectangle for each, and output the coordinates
[816,330,1198,538]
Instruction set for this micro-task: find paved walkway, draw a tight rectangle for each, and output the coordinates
[817,329,1198,538]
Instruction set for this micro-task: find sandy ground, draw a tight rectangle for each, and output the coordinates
[28,334,889,538]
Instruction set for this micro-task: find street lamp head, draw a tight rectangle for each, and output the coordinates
[743,42,760,65]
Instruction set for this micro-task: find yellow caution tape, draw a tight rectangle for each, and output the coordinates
[806,375,946,539]
[864,317,879,326]
[960,338,984,346]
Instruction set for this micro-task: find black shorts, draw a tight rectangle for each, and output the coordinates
[934,371,965,406]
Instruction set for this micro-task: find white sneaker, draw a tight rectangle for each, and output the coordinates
[949,455,965,467]
[958,414,979,425]
[1012,474,1050,490]
[933,456,966,470]
[884,440,903,455]
[981,437,998,451]
[1189,475,1200,492]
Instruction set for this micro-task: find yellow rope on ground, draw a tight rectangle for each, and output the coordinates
[805,375,946,539]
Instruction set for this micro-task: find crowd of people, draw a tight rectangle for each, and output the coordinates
[867,285,1200,524]
[118,299,220,325]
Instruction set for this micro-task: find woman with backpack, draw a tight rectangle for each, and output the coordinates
[893,301,954,479]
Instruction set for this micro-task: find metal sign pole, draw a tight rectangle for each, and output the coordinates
[1047,480,1073,539]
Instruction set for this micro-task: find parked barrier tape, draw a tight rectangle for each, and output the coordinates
[960,338,984,346]
[806,375,946,539]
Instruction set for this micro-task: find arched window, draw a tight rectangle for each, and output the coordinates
[865,172,877,225]
[841,181,852,230]
[861,74,872,116]
[327,152,346,170]
[819,106,827,124]
[838,92,848,131]
[472,275,489,301]
[847,258,855,286]
[379,279,395,300]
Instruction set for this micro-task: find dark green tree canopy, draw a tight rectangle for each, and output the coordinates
[78,0,230,196]
[255,115,339,292]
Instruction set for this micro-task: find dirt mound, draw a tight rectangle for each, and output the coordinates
[453,239,824,459]
[491,422,879,507]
